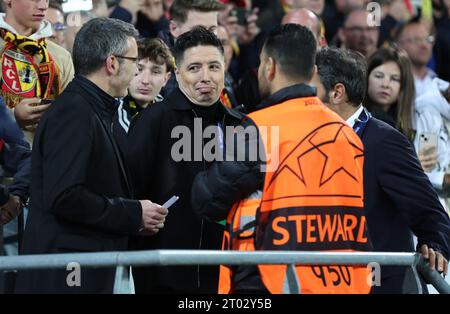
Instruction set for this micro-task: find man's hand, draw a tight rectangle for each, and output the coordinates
[0,194,22,225]
[14,98,50,130]
[139,200,169,235]
[418,147,438,172]
[141,0,164,22]
[419,244,448,276]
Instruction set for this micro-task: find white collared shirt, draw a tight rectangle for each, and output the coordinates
[345,105,364,128]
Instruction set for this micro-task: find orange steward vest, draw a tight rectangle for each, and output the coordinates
[219,96,372,294]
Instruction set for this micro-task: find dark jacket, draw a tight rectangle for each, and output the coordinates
[126,87,244,293]
[15,76,142,294]
[361,116,450,293]
[191,84,317,221]
[136,12,169,39]
[0,97,30,205]
[435,17,450,82]
[0,139,30,205]
[157,30,178,98]
[0,97,28,147]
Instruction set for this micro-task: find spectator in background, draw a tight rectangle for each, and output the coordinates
[377,0,410,46]
[234,6,327,113]
[281,8,327,48]
[312,47,450,293]
[163,0,224,47]
[322,0,364,43]
[217,25,239,108]
[395,20,450,203]
[64,10,96,53]
[309,0,325,15]
[364,47,415,137]
[92,0,109,17]
[337,8,380,58]
[136,0,170,39]
[0,98,27,147]
[365,47,450,210]
[0,0,74,140]
[158,0,225,96]
[0,96,30,227]
[0,137,30,226]
[47,0,66,48]
[108,0,141,24]
[394,20,444,98]
[114,37,173,149]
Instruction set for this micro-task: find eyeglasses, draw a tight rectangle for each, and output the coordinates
[400,35,435,45]
[52,22,66,32]
[114,55,139,64]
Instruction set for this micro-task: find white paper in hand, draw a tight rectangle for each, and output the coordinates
[162,196,179,209]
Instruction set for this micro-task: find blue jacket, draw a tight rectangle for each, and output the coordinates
[0,97,28,147]
[0,97,30,205]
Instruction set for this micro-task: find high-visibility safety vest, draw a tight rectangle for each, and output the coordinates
[219,97,372,294]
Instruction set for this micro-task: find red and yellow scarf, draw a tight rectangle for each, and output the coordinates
[0,29,61,109]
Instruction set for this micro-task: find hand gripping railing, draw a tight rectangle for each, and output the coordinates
[0,250,448,294]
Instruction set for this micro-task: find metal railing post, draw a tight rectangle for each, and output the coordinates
[113,265,132,294]
[417,257,450,294]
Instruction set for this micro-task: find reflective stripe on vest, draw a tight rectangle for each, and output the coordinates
[219,97,372,294]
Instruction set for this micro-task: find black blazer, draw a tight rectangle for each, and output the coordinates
[361,116,450,293]
[15,77,142,293]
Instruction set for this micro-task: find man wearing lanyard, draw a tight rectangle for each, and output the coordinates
[311,47,450,293]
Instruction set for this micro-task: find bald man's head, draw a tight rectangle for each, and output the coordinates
[282,8,321,40]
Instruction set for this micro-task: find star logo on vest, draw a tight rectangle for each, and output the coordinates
[267,122,363,190]
[312,124,364,187]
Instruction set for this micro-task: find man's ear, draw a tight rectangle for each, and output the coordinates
[332,83,347,104]
[162,71,171,87]
[267,57,276,81]
[169,21,178,39]
[105,56,119,75]
[174,66,180,83]
[311,65,318,80]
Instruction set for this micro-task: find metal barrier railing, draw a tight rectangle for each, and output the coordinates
[0,250,448,294]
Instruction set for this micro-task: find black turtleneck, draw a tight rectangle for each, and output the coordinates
[191,101,222,126]
[74,75,118,123]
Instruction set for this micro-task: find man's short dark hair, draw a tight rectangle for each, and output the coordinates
[138,38,175,73]
[316,47,367,106]
[49,0,64,12]
[263,24,317,81]
[73,17,138,76]
[170,0,225,24]
[173,26,224,67]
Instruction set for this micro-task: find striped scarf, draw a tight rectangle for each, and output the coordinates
[0,29,61,109]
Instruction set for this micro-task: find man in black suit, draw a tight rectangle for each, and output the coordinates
[14,18,168,293]
[311,47,450,293]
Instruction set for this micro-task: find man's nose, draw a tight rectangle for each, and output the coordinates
[141,74,151,85]
[200,67,211,81]
[37,0,49,10]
